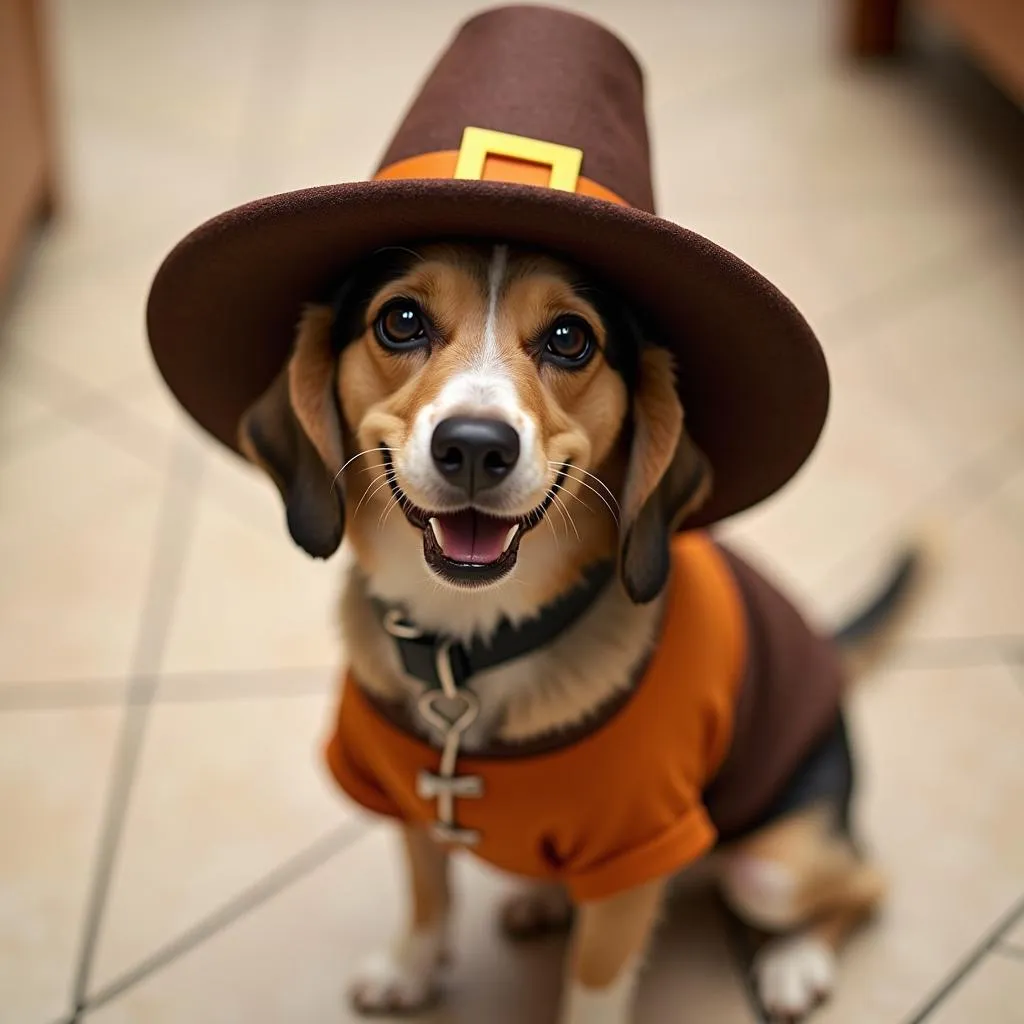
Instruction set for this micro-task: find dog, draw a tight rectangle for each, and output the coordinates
[237,241,918,1024]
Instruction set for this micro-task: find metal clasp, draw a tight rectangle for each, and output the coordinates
[381,610,484,846]
[415,685,484,845]
[382,608,425,640]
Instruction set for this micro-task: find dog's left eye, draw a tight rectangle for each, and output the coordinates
[543,317,595,368]
[375,300,429,350]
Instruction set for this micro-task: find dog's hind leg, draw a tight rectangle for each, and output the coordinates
[348,824,451,1015]
[718,804,885,1022]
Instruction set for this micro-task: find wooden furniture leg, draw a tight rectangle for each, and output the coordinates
[845,0,903,57]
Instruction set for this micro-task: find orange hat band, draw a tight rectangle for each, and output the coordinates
[374,127,629,207]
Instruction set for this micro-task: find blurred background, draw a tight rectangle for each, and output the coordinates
[1,1,1023,1022]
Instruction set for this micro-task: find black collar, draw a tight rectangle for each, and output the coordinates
[372,561,616,692]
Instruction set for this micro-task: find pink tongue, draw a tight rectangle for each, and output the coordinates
[437,510,512,564]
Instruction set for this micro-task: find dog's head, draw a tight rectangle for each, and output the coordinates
[239,243,710,606]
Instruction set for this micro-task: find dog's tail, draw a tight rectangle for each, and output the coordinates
[832,527,939,681]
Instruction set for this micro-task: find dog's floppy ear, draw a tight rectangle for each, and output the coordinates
[239,306,345,559]
[619,346,711,603]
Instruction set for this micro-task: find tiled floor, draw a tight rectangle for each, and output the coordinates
[2,1,1023,1022]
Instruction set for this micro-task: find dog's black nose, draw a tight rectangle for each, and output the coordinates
[431,417,520,495]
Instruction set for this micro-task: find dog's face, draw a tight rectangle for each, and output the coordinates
[338,244,632,589]
[240,243,710,607]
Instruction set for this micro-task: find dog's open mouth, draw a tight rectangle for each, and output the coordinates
[382,450,568,586]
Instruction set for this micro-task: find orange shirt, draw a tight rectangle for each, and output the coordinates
[325,533,746,902]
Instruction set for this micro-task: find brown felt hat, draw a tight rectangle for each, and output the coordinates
[147,4,828,528]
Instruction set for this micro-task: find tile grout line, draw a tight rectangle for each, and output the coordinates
[902,894,1024,1024]
[66,6,312,1014]
[0,664,337,690]
[4,633,1022,715]
[0,669,337,713]
[0,682,337,713]
[68,436,205,1020]
[79,820,369,1016]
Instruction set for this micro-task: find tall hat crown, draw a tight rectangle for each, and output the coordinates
[376,6,654,211]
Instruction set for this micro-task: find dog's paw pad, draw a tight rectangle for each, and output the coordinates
[753,935,836,1021]
[500,886,572,940]
[348,950,441,1015]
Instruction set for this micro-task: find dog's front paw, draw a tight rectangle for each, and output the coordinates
[500,883,573,940]
[753,934,836,1022]
[348,928,446,1015]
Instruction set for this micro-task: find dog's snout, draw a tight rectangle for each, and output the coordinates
[431,416,520,495]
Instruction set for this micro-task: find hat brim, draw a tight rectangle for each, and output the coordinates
[147,179,828,528]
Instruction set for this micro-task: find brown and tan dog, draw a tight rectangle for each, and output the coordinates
[238,242,914,1024]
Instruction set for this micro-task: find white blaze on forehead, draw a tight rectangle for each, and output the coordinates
[479,244,509,371]
[437,242,518,414]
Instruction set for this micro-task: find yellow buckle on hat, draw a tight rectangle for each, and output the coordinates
[453,127,583,193]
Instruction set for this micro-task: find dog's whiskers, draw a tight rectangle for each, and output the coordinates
[567,477,621,526]
[562,463,620,512]
[549,463,620,526]
[352,473,392,520]
[332,446,393,493]
[548,490,581,542]
[543,499,566,548]
[546,494,570,544]
[378,493,403,530]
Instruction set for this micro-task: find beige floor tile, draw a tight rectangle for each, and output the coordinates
[795,426,1024,641]
[718,341,949,610]
[33,118,230,283]
[896,465,1024,641]
[0,379,61,451]
[811,664,1024,1023]
[89,691,353,992]
[637,887,756,1023]
[52,0,275,165]
[159,483,342,674]
[925,952,1024,1024]
[854,247,1024,470]
[114,364,189,442]
[1002,915,1024,954]
[0,337,93,421]
[87,826,754,1024]
[180,420,340,543]
[808,200,1018,338]
[196,436,300,538]
[662,40,1021,205]
[997,458,1024,518]
[0,426,164,684]
[0,704,123,1024]
[75,364,191,478]
[4,255,163,397]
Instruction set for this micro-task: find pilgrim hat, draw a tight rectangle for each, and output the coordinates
[147,4,828,528]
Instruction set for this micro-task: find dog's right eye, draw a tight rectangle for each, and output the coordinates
[375,300,429,351]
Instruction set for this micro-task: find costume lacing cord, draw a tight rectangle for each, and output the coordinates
[382,610,485,844]
[376,560,615,845]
